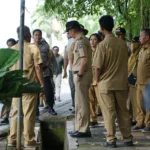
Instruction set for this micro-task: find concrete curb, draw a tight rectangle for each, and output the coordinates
[0,124,9,138]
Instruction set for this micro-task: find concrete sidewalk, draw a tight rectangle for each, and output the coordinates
[0,99,150,150]
[65,120,150,150]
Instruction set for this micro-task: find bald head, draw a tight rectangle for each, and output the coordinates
[17,25,31,42]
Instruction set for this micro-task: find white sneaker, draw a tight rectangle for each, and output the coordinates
[24,142,41,148]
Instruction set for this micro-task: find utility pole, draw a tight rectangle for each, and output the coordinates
[17,0,25,149]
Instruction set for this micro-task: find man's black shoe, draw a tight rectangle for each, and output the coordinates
[131,120,137,126]
[131,125,144,131]
[104,142,117,148]
[68,130,78,135]
[90,122,98,128]
[0,118,9,124]
[70,132,91,138]
[124,141,134,147]
[69,107,74,111]
[72,108,75,114]
[49,108,57,115]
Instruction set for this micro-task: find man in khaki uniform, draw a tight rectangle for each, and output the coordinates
[67,24,88,71]
[65,25,89,113]
[65,21,92,137]
[128,36,141,125]
[7,26,44,148]
[132,28,150,132]
[115,27,131,56]
[92,15,133,148]
[89,34,102,127]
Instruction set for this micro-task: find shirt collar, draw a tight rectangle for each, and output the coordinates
[104,34,115,39]
[75,33,84,41]
[142,44,150,50]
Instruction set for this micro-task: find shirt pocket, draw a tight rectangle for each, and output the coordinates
[73,48,80,59]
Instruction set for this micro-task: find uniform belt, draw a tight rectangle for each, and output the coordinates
[73,71,79,74]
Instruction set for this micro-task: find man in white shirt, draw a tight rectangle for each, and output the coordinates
[63,33,75,113]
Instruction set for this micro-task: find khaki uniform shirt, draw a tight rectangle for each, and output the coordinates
[68,41,75,60]
[137,46,150,84]
[11,41,42,82]
[72,33,92,72]
[126,40,131,57]
[91,51,97,85]
[92,34,128,91]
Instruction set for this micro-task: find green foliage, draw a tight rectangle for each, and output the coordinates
[0,48,20,71]
[1,99,12,107]
[44,0,150,39]
[0,49,43,105]
[31,4,64,47]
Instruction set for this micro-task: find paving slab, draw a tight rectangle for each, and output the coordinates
[135,148,150,150]
[65,119,150,150]
[44,101,150,150]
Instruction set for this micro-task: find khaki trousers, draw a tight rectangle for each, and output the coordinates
[8,93,38,145]
[129,85,137,121]
[126,87,132,118]
[74,72,92,132]
[99,90,132,142]
[1,104,11,118]
[136,84,150,127]
[89,85,101,122]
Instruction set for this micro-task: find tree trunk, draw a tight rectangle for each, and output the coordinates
[140,0,150,28]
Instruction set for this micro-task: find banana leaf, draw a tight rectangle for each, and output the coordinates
[0,98,12,107]
[0,49,43,105]
[0,70,43,99]
[0,49,20,71]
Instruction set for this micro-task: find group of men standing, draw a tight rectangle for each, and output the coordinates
[64,15,150,148]
[4,14,150,148]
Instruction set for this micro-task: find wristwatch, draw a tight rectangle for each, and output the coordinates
[77,73,83,78]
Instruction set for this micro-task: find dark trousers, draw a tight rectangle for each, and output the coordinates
[69,70,75,107]
[36,94,40,117]
[44,76,54,108]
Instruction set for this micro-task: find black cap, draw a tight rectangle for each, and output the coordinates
[98,30,103,35]
[80,24,88,35]
[115,27,126,35]
[131,36,139,42]
[64,20,81,33]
